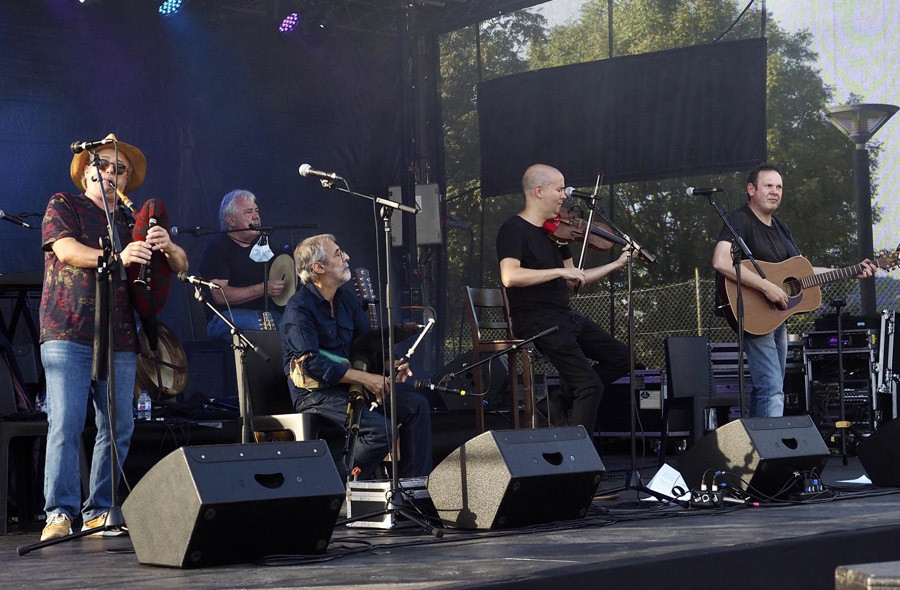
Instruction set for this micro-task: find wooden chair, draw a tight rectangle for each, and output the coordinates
[463,286,534,433]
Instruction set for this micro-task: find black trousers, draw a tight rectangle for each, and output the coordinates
[516,311,629,435]
[294,386,433,479]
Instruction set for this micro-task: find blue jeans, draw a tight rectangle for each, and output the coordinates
[207,309,282,340]
[295,385,432,479]
[41,340,136,521]
[744,323,787,417]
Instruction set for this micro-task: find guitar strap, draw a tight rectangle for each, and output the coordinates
[773,217,801,258]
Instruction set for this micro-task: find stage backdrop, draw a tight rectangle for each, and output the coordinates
[0,2,406,339]
[478,38,767,197]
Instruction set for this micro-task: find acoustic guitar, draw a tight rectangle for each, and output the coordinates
[718,246,900,335]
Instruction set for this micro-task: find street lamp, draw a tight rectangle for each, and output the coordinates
[820,103,898,317]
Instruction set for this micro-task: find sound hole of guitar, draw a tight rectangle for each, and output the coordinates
[782,278,802,297]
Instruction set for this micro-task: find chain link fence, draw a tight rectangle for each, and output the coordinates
[443,273,900,373]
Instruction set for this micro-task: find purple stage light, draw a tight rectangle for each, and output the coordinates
[279,12,299,34]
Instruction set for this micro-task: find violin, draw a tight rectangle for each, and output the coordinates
[542,206,618,252]
[542,206,656,264]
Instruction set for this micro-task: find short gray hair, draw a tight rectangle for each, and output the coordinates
[294,234,336,285]
[218,189,256,230]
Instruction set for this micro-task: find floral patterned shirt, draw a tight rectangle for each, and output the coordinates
[39,192,138,352]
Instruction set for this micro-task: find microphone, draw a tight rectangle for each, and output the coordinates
[70,138,115,153]
[413,380,466,396]
[686,187,723,196]
[203,397,239,412]
[298,163,344,181]
[170,226,207,237]
[176,272,222,290]
[248,223,260,230]
[564,187,598,200]
[0,210,31,229]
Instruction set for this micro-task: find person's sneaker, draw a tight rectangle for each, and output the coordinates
[40,513,72,541]
[81,513,128,537]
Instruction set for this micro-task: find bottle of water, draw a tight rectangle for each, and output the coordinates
[137,390,152,421]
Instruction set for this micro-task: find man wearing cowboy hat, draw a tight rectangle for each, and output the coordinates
[39,133,188,541]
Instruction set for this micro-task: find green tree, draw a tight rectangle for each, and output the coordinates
[438,0,882,357]
[439,12,546,352]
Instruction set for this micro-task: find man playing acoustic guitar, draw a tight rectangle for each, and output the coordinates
[712,163,878,418]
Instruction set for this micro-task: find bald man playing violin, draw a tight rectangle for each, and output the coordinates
[497,163,630,439]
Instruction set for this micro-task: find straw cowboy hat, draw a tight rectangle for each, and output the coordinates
[69,133,147,194]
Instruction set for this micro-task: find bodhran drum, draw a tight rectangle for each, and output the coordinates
[135,322,188,400]
[270,253,297,307]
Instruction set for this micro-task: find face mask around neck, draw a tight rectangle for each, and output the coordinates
[249,236,274,263]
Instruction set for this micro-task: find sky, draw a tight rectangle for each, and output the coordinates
[534,0,899,251]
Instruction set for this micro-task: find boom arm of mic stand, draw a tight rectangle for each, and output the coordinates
[450,325,559,378]
[319,181,420,214]
[244,223,319,232]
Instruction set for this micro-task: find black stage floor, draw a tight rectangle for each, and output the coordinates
[3,450,900,590]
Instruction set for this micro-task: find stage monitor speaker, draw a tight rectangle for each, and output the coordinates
[122,440,344,568]
[857,419,900,486]
[427,426,604,529]
[677,415,828,499]
[430,351,508,411]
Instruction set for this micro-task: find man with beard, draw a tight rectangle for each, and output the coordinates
[279,234,432,478]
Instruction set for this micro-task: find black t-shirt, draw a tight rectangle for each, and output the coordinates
[496,215,572,330]
[717,203,800,263]
[199,234,290,312]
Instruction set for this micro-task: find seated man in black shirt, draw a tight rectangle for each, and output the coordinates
[199,189,287,338]
[496,164,630,437]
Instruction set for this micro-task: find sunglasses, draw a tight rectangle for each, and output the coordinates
[96,159,129,176]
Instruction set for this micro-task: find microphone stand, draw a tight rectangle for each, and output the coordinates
[172,223,317,238]
[585,203,657,492]
[443,326,558,425]
[310,179,438,535]
[702,194,765,418]
[19,153,129,554]
[193,286,269,444]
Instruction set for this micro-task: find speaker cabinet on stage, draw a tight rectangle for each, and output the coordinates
[677,415,828,498]
[426,426,604,529]
[857,419,900,486]
[122,441,344,568]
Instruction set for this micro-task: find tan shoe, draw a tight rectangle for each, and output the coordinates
[40,513,72,541]
[81,512,127,537]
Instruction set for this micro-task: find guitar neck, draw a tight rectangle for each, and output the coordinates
[800,263,864,289]
[367,304,378,329]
